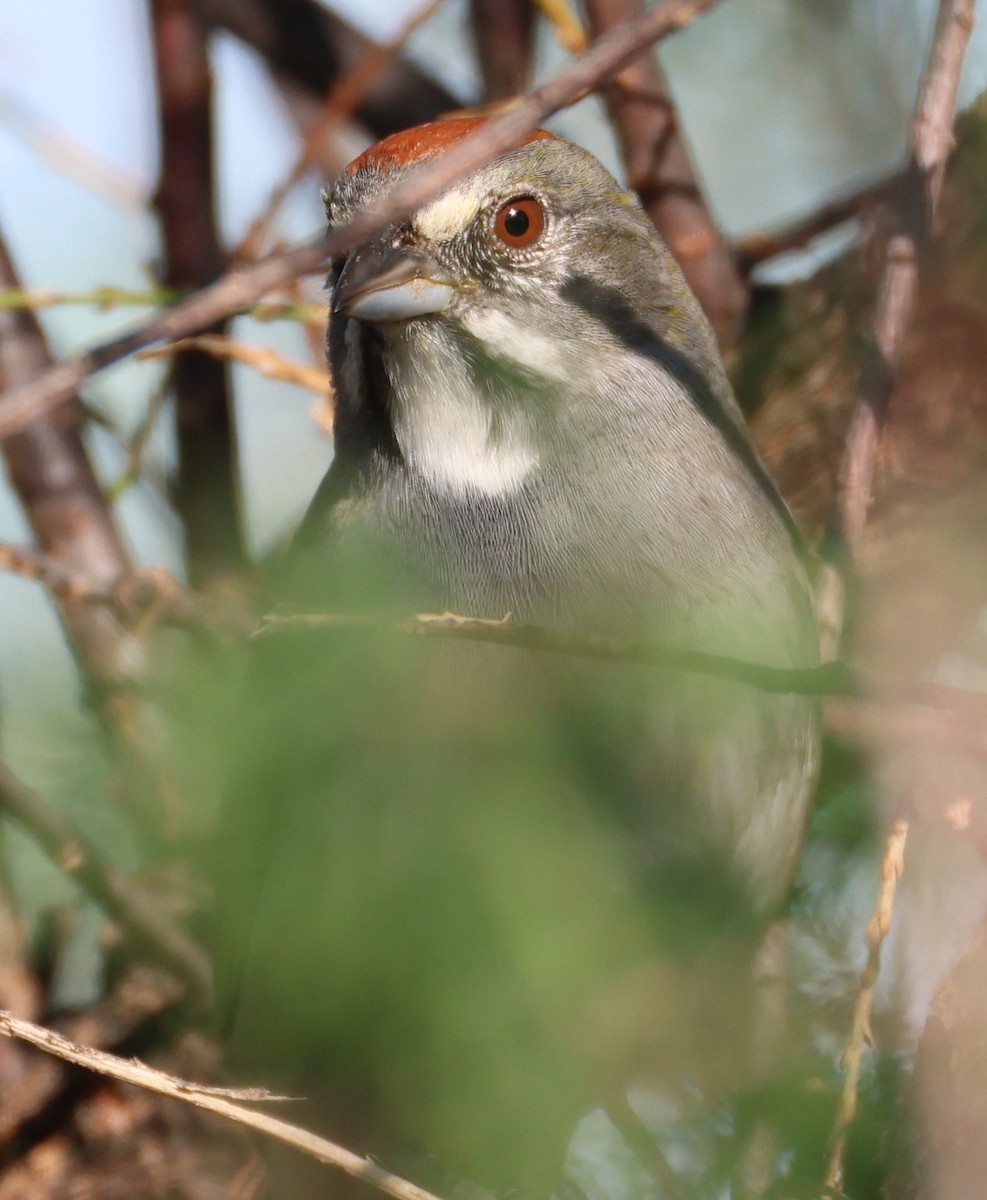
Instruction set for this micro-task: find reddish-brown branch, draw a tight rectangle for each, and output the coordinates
[734,171,907,271]
[0,0,726,443]
[0,230,134,699]
[838,0,976,549]
[469,0,538,101]
[583,0,747,344]
[150,0,244,586]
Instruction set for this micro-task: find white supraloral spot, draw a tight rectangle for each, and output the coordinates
[413,190,481,242]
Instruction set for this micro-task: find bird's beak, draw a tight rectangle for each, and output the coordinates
[331,245,456,323]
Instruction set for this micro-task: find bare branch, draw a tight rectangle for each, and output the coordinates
[838,0,976,549]
[0,761,213,1005]
[5,537,985,725]
[0,544,249,641]
[533,0,588,51]
[0,86,144,211]
[139,336,331,397]
[469,0,537,102]
[913,0,978,212]
[583,0,748,344]
[0,286,323,324]
[0,0,725,442]
[0,1009,447,1200]
[150,0,244,584]
[255,610,987,719]
[0,965,184,1145]
[734,170,907,271]
[0,225,149,771]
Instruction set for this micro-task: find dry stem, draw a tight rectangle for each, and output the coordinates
[140,336,331,397]
[822,815,909,1196]
[0,1009,446,1200]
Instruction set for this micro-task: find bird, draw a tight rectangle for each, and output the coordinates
[296,115,821,917]
[227,116,823,1196]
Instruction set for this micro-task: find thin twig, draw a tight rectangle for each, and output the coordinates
[822,814,909,1196]
[0,0,724,442]
[139,336,331,397]
[0,543,250,639]
[235,0,450,263]
[4,540,985,720]
[0,761,213,1005]
[0,286,324,324]
[255,610,987,718]
[204,0,458,137]
[913,0,978,213]
[0,228,170,839]
[838,0,976,549]
[534,0,589,51]
[106,372,172,500]
[0,86,144,212]
[0,542,119,607]
[0,964,184,1144]
[734,171,907,271]
[0,1009,447,1200]
[821,30,973,1182]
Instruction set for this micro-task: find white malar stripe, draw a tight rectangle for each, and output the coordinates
[462,308,569,382]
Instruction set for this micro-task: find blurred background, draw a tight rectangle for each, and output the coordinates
[2,1,987,1197]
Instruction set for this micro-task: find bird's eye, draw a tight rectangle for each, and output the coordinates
[494,197,545,249]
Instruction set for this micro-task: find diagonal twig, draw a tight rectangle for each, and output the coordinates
[203,0,458,138]
[139,336,331,397]
[0,543,248,637]
[0,761,213,1004]
[235,0,451,263]
[0,1008,446,1200]
[0,0,724,443]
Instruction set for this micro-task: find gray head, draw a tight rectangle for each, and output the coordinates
[323,118,741,490]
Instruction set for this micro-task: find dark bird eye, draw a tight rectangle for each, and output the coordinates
[494,197,545,248]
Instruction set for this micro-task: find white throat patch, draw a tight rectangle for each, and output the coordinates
[382,326,539,498]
